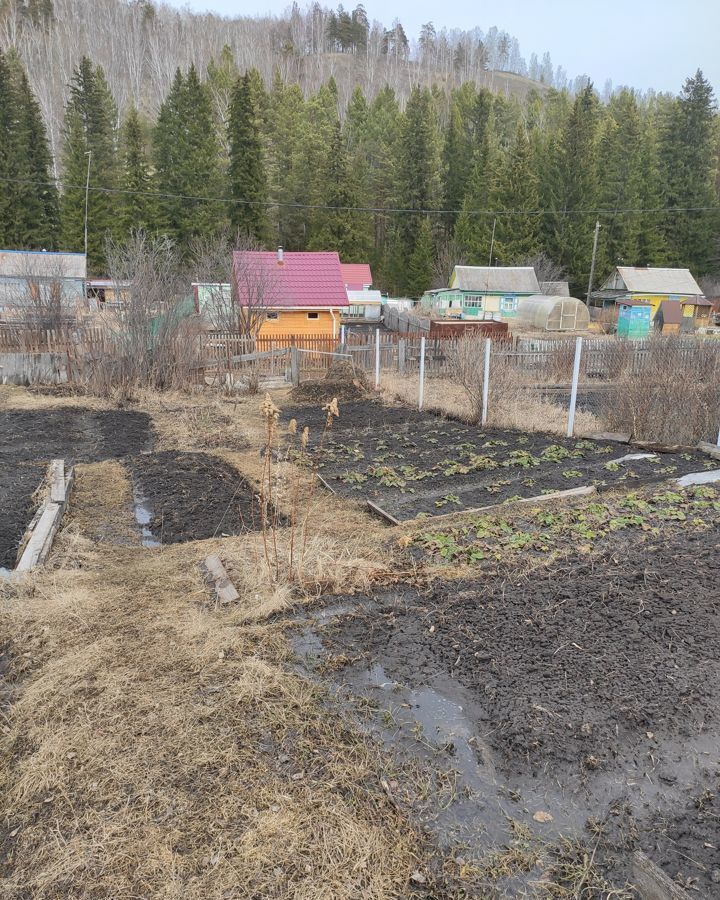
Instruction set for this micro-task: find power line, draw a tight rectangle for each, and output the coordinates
[2,174,719,218]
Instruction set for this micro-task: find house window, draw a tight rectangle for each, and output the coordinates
[464,296,484,309]
[266,311,279,320]
[501,297,517,312]
[307,311,319,320]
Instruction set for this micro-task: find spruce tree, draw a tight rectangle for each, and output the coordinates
[1,51,58,249]
[154,65,226,247]
[658,70,718,272]
[406,217,434,298]
[228,72,269,243]
[59,57,119,270]
[0,50,18,247]
[119,105,156,237]
[491,121,541,263]
[266,75,307,249]
[454,130,496,264]
[394,86,441,293]
[552,84,601,294]
[307,119,371,259]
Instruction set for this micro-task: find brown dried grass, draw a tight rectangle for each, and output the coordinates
[381,373,601,436]
[0,533,420,899]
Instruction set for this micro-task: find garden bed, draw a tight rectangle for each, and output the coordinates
[0,407,153,568]
[291,483,720,893]
[129,451,259,544]
[289,400,710,522]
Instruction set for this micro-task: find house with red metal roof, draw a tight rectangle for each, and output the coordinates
[233,248,348,338]
[340,263,373,291]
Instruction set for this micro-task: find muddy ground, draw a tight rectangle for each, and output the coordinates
[130,450,260,543]
[0,407,152,568]
[292,505,720,894]
[284,400,710,521]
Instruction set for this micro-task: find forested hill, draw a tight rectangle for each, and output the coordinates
[1,1,719,295]
[2,0,569,163]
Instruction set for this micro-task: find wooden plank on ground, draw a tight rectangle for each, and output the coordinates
[697,441,720,461]
[588,431,631,443]
[630,851,691,900]
[16,502,64,571]
[402,485,596,526]
[367,500,401,526]
[202,555,241,605]
[49,459,66,502]
[316,474,336,495]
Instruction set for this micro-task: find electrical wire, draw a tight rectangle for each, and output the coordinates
[1,175,718,218]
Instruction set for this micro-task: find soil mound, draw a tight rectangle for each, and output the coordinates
[289,360,370,404]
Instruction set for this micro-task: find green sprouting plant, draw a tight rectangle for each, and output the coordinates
[654,490,683,504]
[594,445,614,454]
[503,495,524,504]
[468,454,498,471]
[680,453,693,460]
[505,531,535,549]
[522,477,536,486]
[608,514,645,529]
[562,469,584,478]
[341,471,368,487]
[504,450,540,469]
[536,510,563,526]
[541,444,575,462]
[426,437,439,444]
[691,485,717,499]
[367,465,406,489]
[620,494,649,511]
[375,440,388,450]
[517,436,529,445]
[657,507,686,521]
[483,439,509,448]
[435,494,462,508]
[574,440,596,451]
[486,479,511,493]
[658,465,678,475]
[603,461,621,472]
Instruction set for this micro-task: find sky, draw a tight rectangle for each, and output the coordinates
[169,0,720,95]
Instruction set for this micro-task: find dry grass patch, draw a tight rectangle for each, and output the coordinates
[381,372,601,435]
[0,540,424,899]
[67,460,140,545]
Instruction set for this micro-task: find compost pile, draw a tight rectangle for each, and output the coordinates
[289,360,370,404]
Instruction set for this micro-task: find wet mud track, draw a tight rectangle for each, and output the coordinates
[292,523,720,893]
[129,451,260,543]
[0,407,152,568]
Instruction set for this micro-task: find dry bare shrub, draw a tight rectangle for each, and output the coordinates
[601,336,720,444]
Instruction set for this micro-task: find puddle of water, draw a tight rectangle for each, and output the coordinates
[292,627,325,661]
[608,452,658,464]
[132,488,161,548]
[0,567,11,579]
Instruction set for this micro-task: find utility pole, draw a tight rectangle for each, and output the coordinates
[84,150,92,261]
[586,219,601,305]
[488,218,497,267]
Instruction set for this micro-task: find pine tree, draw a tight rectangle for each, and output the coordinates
[59,57,119,271]
[406,217,434,297]
[118,105,156,237]
[228,72,269,243]
[490,121,540,262]
[307,119,371,259]
[154,65,226,247]
[297,81,340,241]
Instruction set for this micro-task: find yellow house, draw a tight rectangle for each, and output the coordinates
[233,249,347,339]
[592,266,705,328]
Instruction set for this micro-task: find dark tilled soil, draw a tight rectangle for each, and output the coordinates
[281,399,428,434]
[0,407,153,568]
[306,522,720,893]
[293,400,709,519]
[130,451,259,543]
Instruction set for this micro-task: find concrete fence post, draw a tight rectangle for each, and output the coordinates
[481,337,491,426]
[398,338,406,375]
[418,336,426,411]
[567,336,583,438]
[374,327,381,389]
[340,324,346,345]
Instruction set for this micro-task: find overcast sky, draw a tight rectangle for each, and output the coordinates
[168,0,720,95]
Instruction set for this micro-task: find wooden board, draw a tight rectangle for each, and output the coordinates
[202,555,240,605]
[402,485,596,526]
[697,441,720,461]
[367,500,401,526]
[631,851,691,900]
[14,460,74,573]
[49,459,66,503]
[588,431,631,443]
